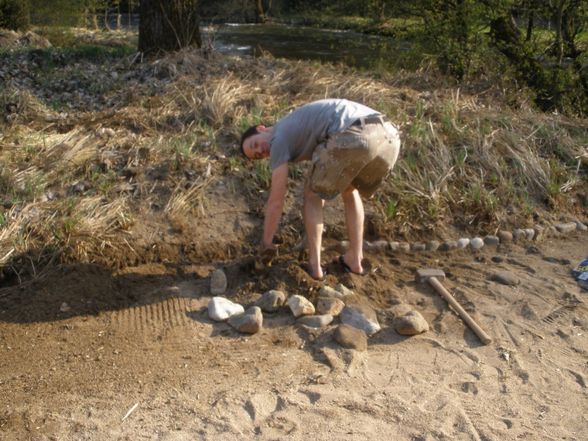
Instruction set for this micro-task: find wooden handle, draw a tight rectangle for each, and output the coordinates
[429,277,493,345]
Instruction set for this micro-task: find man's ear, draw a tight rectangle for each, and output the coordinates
[257,125,269,132]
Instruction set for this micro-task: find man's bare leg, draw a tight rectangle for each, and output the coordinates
[303,184,325,279]
[341,186,364,274]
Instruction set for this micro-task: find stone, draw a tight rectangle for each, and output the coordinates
[59,302,71,313]
[255,290,286,313]
[513,229,526,241]
[411,242,426,252]
[398,242,411,252]
[575,221,588,231]
[334,324,368,351]
[524,228,535,240]
[335,283,354,297]
[498,230,513,243]
[287,295,315,318]
[490,271,520,286]
[470,237,484,250]
[297,314,333,328]
[556,222,577,234]
[439,240,458,251]
[319,286,345,299]
[533,225,545,242]
[393,310,429,336]
[97,127,115,138]
[210,269,228,295]
[484,235,500,246]
[208,297,244,321]
[316,297,345,316]
[340,303,381,336]
[426,240,440,251]
[388,241,400,252]
[456,238,470,249]
[227,306,263,334]
[371,240,389,251]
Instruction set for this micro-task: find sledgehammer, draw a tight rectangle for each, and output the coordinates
[416,268,492,345]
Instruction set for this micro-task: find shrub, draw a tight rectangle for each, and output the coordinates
[0,0,30,31]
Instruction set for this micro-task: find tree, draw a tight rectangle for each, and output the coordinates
[0,0,30,31]
[138,0,201,55]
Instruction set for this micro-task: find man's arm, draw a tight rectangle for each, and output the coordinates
[262,163,288,248]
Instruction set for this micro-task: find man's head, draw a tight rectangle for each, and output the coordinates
[240,124,272,160]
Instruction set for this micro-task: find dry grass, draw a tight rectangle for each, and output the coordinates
[0,37,586,277]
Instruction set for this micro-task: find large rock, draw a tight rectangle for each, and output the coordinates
[287,295,315,318]
[334,324,368,351]
[393,310,429,336]
[210,269,228,295]
[208,297,244,321]
[340,304,381,336]
[228,306,263,334]
[255,290,286,313]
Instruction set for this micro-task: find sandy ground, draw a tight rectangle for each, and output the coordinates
[1,230,587,441]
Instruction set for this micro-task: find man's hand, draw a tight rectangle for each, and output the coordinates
[259,242,278,265]
[254,242,278,272]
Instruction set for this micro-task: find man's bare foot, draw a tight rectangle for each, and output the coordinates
[339,255,367,276]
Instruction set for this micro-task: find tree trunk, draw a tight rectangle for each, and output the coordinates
[255,0,266,23]
[138,0,201,55]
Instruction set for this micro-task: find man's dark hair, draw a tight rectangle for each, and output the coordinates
[240,125,262,157]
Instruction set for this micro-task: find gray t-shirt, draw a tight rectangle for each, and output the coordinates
[269,99,379,170]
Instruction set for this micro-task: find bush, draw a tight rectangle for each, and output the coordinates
[0,0,30,31]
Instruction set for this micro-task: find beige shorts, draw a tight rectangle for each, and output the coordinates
[308,120,400,199]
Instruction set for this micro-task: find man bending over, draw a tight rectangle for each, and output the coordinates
[241,98,400,280]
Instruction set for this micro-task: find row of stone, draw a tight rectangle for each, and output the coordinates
[358,220,587,254]
[207,284,430,351]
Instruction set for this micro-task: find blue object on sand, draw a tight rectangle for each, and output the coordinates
[572,257,588,290]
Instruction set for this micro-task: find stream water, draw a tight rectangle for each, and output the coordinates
[202,23,408,69]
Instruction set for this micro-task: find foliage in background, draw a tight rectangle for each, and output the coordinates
[0,0,30,30]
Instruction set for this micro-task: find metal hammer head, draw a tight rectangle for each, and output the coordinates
[416,268,446,283]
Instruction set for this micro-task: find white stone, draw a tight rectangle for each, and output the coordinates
[524,228,535,240]
[287,295,315,318]
[470,237,484,250]
[457,238,470,249]
[208,297,244,321]
[340,304,381,336]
